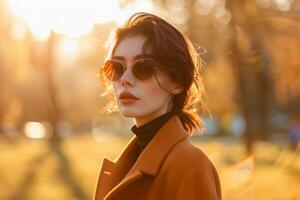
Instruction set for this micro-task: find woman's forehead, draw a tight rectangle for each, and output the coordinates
[114,35,151,61]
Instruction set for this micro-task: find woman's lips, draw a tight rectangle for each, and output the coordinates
[119,91,139,105]
[119,97,138,105]
[119,91,138,99]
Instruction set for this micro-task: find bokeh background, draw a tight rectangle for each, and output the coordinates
[1,0,300,199]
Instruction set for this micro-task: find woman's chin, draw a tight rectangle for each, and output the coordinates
[119,109,138,118]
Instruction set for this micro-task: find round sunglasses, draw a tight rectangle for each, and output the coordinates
[102,58,160,81]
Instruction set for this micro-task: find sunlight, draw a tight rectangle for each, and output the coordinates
[59,38,79,57]
[7,0,154,40]
[7,0,119,39]
[115,0,154,26]
[54,38,80,66]
[11,22,28,40]
[274,0,291,11]
[24,122,47,139]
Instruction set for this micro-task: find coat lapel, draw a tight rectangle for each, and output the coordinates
[94,158,115,199]
[96,115,190,200]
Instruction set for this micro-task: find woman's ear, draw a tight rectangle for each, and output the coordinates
[171,83,184,95]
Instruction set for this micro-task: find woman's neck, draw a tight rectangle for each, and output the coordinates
[134,97,174,127]
[134,109,172,127]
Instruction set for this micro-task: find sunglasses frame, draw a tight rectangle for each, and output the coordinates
[102,57,162,81]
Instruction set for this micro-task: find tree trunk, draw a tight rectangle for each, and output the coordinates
[226,0,272,154]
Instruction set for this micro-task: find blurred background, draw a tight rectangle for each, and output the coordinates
[0,0,300,199]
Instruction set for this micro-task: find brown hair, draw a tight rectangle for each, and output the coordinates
[99,12,209,134]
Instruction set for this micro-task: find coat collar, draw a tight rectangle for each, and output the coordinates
[95,115,190,200]
[133,114,189,176]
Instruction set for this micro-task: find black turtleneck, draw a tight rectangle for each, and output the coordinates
[131,110,176,155]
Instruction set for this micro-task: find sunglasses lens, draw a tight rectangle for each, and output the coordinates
[132,59,155,80]
[103,60,124,81]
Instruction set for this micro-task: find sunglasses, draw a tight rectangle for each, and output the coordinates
[102,58,160,81]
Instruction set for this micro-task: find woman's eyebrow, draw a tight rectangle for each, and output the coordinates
[133,53,154,60]
[112,54,154,61]
[111,56,125,61]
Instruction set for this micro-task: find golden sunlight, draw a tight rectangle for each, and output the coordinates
[115,0,154,25]
[24,122,47,139]
[7,0,119,39]
[7,0,154,40]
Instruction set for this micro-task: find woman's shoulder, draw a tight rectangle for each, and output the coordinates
[158,137,222,199]
[163,138,217,172]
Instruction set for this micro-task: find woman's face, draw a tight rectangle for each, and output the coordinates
[112,35,183,126]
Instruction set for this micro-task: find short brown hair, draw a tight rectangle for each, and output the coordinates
[99,12,208,134]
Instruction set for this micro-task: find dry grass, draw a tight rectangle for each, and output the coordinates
[0,134,299,200]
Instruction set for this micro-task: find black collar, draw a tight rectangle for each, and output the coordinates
[131,111,176,151]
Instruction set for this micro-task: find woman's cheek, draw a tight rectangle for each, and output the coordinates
[141,87,164,108]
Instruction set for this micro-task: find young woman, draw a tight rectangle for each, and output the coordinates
[94,12,221,200]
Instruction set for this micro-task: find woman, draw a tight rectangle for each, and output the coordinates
[94,12,222,200]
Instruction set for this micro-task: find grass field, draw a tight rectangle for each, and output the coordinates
[0,134,299,200]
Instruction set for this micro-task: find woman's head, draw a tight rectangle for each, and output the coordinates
[100,12,207,133]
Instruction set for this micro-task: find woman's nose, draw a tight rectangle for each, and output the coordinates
[120,65,134,86]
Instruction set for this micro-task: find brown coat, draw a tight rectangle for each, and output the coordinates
[94,115,222,200]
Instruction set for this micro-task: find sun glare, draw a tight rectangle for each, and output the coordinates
[115,0,154,26]
[7,0,154,40]
[24,122,48,139]
[7,0,119,39]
